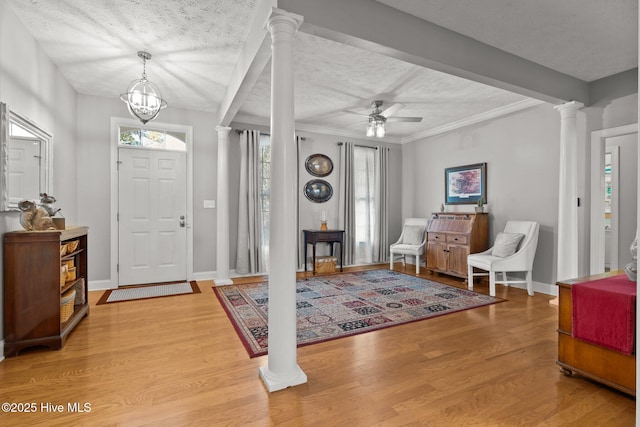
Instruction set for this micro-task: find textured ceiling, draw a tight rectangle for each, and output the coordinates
[5,0,638,141]
[238,31,530,135]
[376,0,638,82]
[7,0,260,113]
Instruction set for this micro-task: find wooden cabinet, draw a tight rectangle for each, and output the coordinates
[556,272,635,396]
[4,226,89,357]
[426,213,489,278]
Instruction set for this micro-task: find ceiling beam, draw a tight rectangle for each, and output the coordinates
[278,0,589,105]
[216,0,277,126]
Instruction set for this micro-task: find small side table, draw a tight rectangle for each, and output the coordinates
[303,229,345,274]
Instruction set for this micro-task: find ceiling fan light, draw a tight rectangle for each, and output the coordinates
[366,120,375,137]
[375,121,386,138]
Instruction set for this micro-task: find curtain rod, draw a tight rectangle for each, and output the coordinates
[234,129,306,141]
[337,141,378,150]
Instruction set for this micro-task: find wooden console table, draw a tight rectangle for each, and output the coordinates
[556,270,636,396]
[303,229,344,274]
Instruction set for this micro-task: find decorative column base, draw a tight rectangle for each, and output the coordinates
[259,365,308,392]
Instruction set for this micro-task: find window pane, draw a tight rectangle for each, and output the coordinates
[9,122,36,138]
[166,131,187,151]
[119,127,141,146]
[142,130,165,148]
[119,126,186,151]
[261,162,270,179]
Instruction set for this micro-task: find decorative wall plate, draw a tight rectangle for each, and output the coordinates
[305,154,333,177]
[304,179,333,203]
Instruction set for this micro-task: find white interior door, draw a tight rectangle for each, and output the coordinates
[118,147,187,286]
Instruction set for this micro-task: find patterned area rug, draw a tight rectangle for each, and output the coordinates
[97,281,200,305]
[213,269,503,358]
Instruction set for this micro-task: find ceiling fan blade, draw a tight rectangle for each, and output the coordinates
[380,102,405,118]
[386,116,423,123]
[342,109,370,117]
[346,120,370,128]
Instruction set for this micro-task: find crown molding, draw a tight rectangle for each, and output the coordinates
[400,98,546,144]
[233,98,545,145]
[232,114,403,143]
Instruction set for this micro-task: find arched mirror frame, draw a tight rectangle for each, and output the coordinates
[0,102,52,211]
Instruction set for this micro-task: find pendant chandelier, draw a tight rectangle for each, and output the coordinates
[120,51,167,125]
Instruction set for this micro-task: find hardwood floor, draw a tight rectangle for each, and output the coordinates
[0,264,634,426]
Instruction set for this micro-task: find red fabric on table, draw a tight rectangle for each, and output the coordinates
[572,274,636,355]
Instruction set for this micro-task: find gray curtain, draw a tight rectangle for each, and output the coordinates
[374,146,389,262]
[236,130,266,274]
[338,141,356,265]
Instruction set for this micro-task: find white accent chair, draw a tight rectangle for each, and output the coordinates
[467,220,540,297]
[390,218,429,274]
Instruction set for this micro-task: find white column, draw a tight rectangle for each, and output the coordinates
[258,8,306,392]
[555,101,584,282]
[214,126,233,286]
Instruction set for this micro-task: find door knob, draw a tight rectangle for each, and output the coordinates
[179,215,186,227]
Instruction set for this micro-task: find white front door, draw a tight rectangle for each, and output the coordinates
[118,147,187,286]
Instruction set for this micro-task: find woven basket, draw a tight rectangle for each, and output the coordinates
[66,240,79,253]
[60,265,68,288]
[315,256,337,274]
[60,288,76,323]
[67,267,77,281]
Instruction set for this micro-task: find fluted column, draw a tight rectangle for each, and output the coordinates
[258,8,306,392]
[555,101,584,282]
[214,126,233,286]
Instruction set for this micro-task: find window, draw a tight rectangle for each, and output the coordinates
[354,146,377,264]
[259,133,271,266]
[119,126,186,151]
[604,152,612,231]
[10,122,36,138]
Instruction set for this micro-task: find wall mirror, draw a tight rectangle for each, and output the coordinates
[304,179,333,203]
[0,102,52,211]
[305,153,333,177]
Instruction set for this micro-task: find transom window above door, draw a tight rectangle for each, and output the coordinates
[119,126,186,151]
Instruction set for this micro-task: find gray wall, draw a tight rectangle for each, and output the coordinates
[76,95,218,282]
[402,91,638,287]
[402,103,561,285]
[0,1,79,347]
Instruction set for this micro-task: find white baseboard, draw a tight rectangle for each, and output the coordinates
[88,269,557,296]
[0,340,4,363]
[495,280,556,296]
[192,271,215,282]
[398,264,557,297]
[88,279,115,292]
[193,270,263,283]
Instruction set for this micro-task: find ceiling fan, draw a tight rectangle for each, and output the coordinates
[344,100,422,137]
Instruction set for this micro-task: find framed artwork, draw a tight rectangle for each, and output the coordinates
[444,162,486,205]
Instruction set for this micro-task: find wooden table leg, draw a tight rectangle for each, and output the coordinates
[304,242,308,272]
[312,243,316,274]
